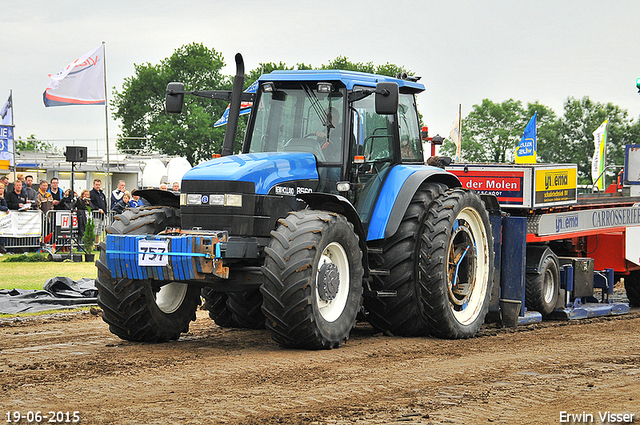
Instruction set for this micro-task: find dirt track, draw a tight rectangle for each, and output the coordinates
[1,307,639,425]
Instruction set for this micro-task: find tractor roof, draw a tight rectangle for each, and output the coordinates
[259,70,425,93]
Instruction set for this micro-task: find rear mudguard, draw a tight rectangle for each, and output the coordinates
[367,165,461,240]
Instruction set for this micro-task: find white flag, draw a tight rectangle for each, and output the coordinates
[592,120,608,190]
[43,45,105,107]
[449,107,461,162]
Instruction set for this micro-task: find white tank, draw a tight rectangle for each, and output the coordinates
[166,157,192,186]
[141,159,167,188]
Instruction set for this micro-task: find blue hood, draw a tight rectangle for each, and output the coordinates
[182,152,319,195]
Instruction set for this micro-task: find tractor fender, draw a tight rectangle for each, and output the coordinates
[132,188,180,208]
[368,166,461,241]
[297,192,370,277]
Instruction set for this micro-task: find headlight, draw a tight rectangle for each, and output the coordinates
[224,194,242,207]
[186,194,202,205]
[209,194,225,206]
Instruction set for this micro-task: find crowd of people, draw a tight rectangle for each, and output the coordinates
[0,174,181,252]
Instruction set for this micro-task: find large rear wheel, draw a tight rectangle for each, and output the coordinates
[419,189,494,339]
[364,183,446,336]
[261,210,363,349]
[96,206,201,342]
[201,287,265,329]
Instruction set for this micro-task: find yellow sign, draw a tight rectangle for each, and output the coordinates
[534,167,577,205]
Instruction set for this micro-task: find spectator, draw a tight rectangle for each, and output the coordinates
[89,179,107,244]
[172,182,180,192]
[0,183,7,254]
[74,189,91,242]
[61,189,77,211]
[110,179,126,210]
[23,175,37,204]
[0,183,8,212]
[37,180,54,214]
[49,177,64,210]
[6,180,29,210]
[129,192,144,208]
[160,183,168,190]
[112,191,130,214]
[0,176,10,194]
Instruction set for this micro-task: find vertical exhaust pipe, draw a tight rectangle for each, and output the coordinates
[222,53,245,156]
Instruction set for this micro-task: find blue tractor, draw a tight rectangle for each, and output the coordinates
[96,54,495,349]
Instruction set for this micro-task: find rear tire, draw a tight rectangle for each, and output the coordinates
[201,287,265,329]
[419,189,494,339]
[261,210,363,349]
[96,206,201,342]
[525,253,560,315]
[364,183,446,336]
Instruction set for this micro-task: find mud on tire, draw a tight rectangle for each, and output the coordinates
[261,210,364,349]
[419,189,494,339]
[364,182,447,336]
[96,206,201,342]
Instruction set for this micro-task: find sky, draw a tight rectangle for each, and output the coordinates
[2,0,640,159]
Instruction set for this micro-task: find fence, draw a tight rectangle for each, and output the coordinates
[0,209,112,252]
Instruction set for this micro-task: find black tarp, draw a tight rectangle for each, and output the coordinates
[0,276,97,314]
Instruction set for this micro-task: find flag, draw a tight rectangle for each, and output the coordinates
[214,80,259,127]
[0,125,14,167]
[1,94,11,125]
[449,106,461,162]
[515,112,537,164]
[592,120,608,190]
[43,45,105,107]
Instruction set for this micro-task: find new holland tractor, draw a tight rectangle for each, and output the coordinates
[96,54,495,349]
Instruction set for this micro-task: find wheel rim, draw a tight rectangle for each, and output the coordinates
[155,282,189,314]
[542,268,555,304]
[316,242,350,323]
[446,207,490,325]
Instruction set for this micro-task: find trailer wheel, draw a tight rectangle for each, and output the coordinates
[624,270,640,306]
[96,206,201,342]
[261,210,363,349]
[525,253,560,315]
[419,189,494,339]
[201,288,265,329]
[364,183,446,336]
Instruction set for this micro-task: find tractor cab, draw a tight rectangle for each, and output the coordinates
[244,70,426,226]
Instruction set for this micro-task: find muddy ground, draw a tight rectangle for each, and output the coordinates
[1,304,639,425]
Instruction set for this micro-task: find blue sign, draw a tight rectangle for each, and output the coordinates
[0,125,14,166]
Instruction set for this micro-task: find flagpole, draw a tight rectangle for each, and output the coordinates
[457,103,462,162]
[10,90,15,182]
[102,41,111,214]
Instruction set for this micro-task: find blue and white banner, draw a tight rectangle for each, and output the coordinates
[43,45,105,107]
[516,112,537,164]
[0,125,14,167]
[1,94,11,125]
[214,80,259,127]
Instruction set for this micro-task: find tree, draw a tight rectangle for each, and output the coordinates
[15,134,57,153]
[555,97,634,183]
[441,99,528,163]
[112,43,229,165]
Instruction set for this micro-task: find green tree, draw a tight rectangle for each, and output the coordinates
[555,97,634,183]
[15,134,57,153]
[112,43,229,165]
[441,99,528,162]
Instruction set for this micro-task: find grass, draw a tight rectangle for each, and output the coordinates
[0,255,97,290]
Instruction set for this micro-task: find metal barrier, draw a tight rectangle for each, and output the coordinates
[0,210,43,251]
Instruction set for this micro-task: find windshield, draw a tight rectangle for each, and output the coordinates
[247,83,345,163]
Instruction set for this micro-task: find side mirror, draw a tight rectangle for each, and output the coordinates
[375,82,399,115]
[166,82,185,113]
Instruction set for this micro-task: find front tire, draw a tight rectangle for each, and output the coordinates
[419,189,494,339]
[261,210,364,349]
[96,206,201,342]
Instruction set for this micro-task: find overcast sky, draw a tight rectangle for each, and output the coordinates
[3,0,640,159]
